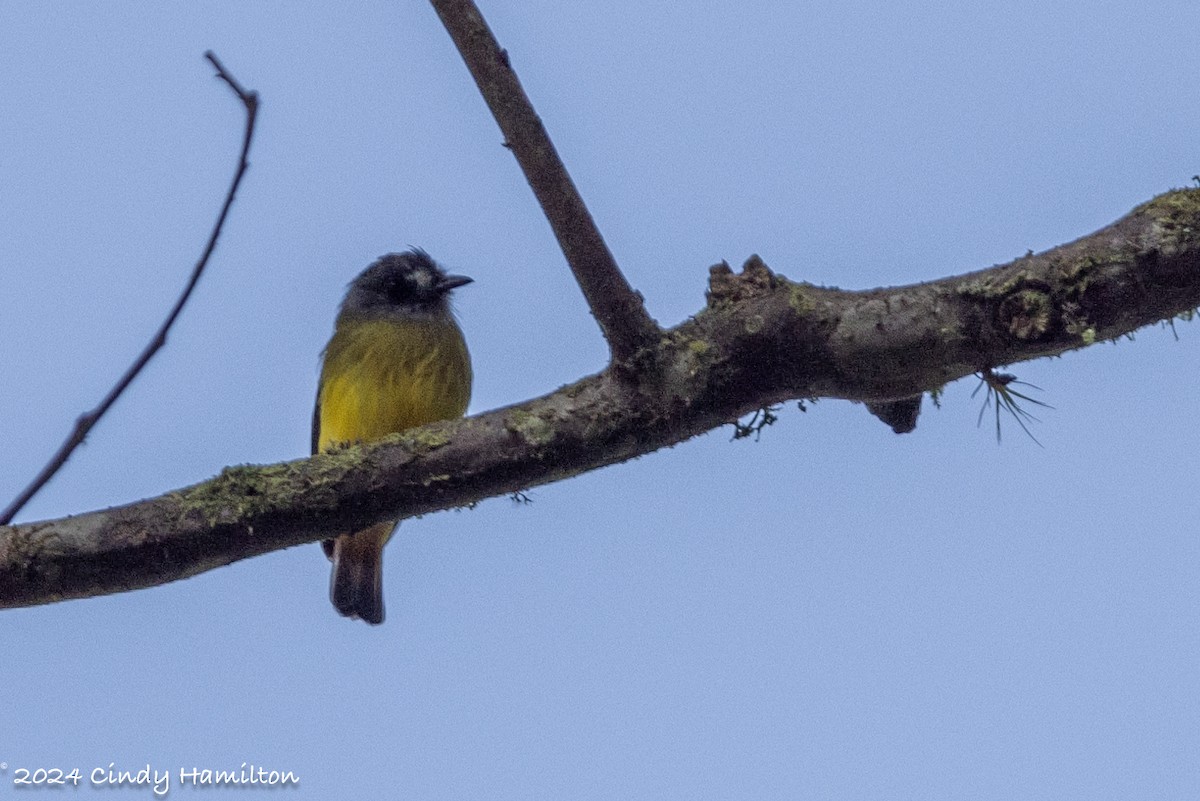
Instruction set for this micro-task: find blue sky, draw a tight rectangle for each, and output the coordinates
[2,2,1199,798]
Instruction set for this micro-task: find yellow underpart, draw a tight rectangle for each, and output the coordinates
[317,316,471,453]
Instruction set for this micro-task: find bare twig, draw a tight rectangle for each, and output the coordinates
[429,0,660,365]
[0,52,258,526]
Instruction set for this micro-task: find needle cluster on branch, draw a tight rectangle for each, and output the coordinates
[2,0,1198,609]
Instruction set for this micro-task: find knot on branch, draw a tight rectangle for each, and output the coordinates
[998,288,1054,341]
[706,255,780,308]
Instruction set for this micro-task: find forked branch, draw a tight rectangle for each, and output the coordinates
[3,6,1200,611]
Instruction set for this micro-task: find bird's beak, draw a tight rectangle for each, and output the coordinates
[438,274,474,292]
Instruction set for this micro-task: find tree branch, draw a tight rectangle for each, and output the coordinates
[429,0,661,365]
[3,188,1199,608]
[0,52,259,526]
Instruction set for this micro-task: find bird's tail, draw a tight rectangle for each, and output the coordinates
[329,521,395,625]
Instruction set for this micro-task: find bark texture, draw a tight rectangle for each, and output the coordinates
[3,189,1199,608]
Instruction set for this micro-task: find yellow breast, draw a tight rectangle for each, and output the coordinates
[316,316,471,452]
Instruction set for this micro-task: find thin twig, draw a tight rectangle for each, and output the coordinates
[0,52,258,525]
[429,0,660,365]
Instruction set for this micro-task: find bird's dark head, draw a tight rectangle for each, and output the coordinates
[340,249,472,320]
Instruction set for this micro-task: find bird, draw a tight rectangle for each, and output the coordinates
[312,249,472,624]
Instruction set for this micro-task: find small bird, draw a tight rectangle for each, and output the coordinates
[313,249,473,624]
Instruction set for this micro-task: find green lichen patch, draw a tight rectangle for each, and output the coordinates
[1133,188,1200,234]
[955,268,1040,301]
[1058,248,1137,303]
[505,409,556,447]
[1131,189,1200,259]
[398,425,454,452]
[176,462,303,528]
[787,283,815,315]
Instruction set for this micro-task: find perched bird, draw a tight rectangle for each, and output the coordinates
[313,249,472,624]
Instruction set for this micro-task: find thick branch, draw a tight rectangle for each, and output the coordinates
[429,0,660,363]
[3,189,1199,609]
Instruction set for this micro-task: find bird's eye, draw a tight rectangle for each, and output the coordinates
[387,280,414,302]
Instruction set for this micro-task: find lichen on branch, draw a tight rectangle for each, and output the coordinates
[4,189,1200,608]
